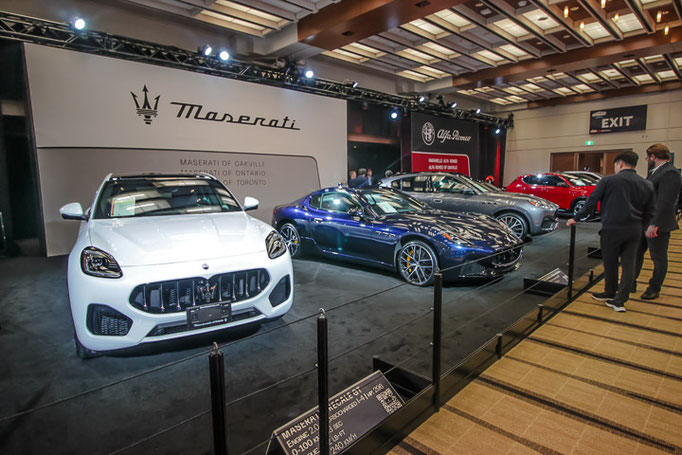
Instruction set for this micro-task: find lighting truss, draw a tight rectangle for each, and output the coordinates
[0,10,513,128]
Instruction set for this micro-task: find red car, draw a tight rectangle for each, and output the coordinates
[506,172,596,217]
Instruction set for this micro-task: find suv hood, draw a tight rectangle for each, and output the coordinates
[482,192,557,208]
[381,211,521,250]
[88,212,272,266]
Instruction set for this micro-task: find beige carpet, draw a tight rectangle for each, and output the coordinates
[390,231,682,455]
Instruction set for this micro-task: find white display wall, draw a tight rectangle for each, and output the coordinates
[23,44,347,255]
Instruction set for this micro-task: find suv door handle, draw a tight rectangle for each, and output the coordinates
[433,199,442,203]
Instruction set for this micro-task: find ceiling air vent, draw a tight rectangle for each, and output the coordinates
[342,30,354,36]
[415,1,431,7]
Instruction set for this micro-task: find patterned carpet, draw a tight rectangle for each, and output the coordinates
[389,231,682,455]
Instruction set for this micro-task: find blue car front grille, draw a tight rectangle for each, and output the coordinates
[129,269,270,313]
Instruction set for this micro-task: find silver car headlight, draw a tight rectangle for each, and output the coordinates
[266,230,287,259]
[81,247,122,278]
[439,231,474,247]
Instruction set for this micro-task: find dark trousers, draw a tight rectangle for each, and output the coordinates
[600,229,640,303]
[633,231,671,292]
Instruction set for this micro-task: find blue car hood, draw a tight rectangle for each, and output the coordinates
[377,210,521,250]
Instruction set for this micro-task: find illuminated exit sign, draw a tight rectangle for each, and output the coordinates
[585,140,594,146]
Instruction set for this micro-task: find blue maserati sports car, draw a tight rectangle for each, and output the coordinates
[272,187,523,286]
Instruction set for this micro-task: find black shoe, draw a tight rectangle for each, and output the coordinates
[640,289,660,300]
[631,284,637,293]
[592,292,614,301]
[605,300,626,312]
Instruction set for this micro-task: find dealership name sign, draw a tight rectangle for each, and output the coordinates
[589,105,647,134]
[412,112,478,175]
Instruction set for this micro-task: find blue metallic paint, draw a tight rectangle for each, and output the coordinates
[272,187,523,281]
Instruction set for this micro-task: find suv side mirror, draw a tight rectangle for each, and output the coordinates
[59,202,87,221]
[243,196,259,211]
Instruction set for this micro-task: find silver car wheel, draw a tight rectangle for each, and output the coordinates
[279,223,301,258]
[398,241,437,286]
[573,200,589,221]
[496,213,527,239]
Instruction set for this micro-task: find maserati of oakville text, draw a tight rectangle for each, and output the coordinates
[60,173,293,358]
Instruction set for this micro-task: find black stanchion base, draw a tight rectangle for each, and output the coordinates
[587,247,602,259]
[523,268,568,296]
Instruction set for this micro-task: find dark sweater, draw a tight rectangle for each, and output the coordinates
[573,169,655,231]
[647,161,681,232]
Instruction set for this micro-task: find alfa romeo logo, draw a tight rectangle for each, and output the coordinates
[421,122,435,145]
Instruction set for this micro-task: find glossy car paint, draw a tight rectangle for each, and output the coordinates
[272,187,523,282]
[506,172,596,211]
[379,173,559,236]
[64,174,294,353]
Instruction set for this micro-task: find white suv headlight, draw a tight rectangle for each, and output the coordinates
[81,247,122,278]
[266,231,287,259]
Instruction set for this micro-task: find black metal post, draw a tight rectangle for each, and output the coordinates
[209,342,228,455]
[589,269,594,283]
[432,272,443,411]
[495,333,503,359]
[317,310,329,455]
[537,304,544,325]
[568,225,576,299]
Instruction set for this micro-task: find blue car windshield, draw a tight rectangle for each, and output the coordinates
[93,177,241,219]
[359,190,425,215]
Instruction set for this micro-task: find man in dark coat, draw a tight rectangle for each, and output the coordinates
[632,144,682,300]
[567,151,655,312]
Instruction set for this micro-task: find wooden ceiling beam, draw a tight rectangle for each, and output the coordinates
[526,79,682,107]
[576,0,623,40]
[527,0,593,47]
[663,53,682,78]
[451,26,682,88]
[297,0,471,50]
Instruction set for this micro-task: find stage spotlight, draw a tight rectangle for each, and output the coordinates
[351,80,358,88]
[390,109,399,120]
[218,50,230,61]
[475,108,481,114]
[200,45,212,57]
[304,69,314,79]
[495,128,501,135]
[418,95,426,103]
[450,102,458,108]
[72,17,86,30]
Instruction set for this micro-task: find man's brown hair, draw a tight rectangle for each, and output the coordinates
[646,143,671,160]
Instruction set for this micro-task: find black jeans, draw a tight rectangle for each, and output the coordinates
[600,229,641,303]
[633,231,671,292]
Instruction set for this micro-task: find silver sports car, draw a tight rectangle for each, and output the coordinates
[380,172,559,238]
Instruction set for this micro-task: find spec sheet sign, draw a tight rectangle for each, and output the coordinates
[412,151,471,175]
[589,105,647,134]
[273,371,403,455]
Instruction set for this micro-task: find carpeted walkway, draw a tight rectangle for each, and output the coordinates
[390,230,682,455]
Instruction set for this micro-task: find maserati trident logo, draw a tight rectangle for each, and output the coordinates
[197,281,217,304]
[421,122,435,145]
[130,85,160,125]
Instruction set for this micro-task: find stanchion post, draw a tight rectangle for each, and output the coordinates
[209,342,228,455]
[589,269,594,283]
[432,272,443,411]
[317,309,329,455]
[568,224,576,299]
[537,304,544,325]
[495,333,503,359]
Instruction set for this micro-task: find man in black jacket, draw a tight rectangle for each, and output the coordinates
[567,151,655,312]
[632,144,682,300]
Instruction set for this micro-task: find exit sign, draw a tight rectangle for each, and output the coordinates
[585,140,594,146]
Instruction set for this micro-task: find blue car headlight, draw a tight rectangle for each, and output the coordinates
[81,247,122,278]
[266,230,287,259]
[439,231,474,247]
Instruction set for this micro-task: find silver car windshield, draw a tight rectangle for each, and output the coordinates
[94,177,241,219]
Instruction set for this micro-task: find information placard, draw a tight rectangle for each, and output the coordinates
[272,371,403,455]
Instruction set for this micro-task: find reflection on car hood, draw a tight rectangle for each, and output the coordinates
[88,212,272,266]
[380,211,522,250]
[482,192,557,207]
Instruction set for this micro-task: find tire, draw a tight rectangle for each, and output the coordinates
[279,222,303,258]
[74,333,98,359]
[572,199,589,221]
[496,212,528,239]
[397,240,438,286]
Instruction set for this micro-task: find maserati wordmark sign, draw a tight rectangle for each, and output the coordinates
[589,105,647,134]
[411,112,478,175]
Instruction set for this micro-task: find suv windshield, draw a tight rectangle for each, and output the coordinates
[94,177,241,219]
[359,189,425,215]
[559,174,591,187]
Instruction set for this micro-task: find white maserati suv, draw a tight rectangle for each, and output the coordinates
[60,173,293,358]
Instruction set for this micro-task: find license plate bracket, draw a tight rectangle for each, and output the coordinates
[187,302,231,329]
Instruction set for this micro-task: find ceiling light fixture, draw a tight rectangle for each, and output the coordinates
[656,11,662,23]
[518,0,527,6]
[601,0,606,8]
[480,8,492,15]
[614,13,619,22]
[200,45,212,56]
[564,6,569,18]
[218,50,230,61]
[580,21,585,31]
[304,69,314,79]
[665,25,669,35]
[72,17,86,31]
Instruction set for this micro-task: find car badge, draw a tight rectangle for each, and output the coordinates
[202,263,209,270]
[197,282,217,303]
